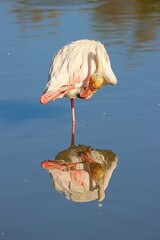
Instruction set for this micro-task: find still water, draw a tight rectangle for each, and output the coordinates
[0,0,160,239]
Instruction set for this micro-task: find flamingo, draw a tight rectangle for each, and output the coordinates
[40,39,117,122]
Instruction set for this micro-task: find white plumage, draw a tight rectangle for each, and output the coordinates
[40,39,117,122]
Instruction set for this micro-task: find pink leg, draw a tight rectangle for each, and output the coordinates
[71,98,76,145]
[71,120,75,146]
[71,98,76,122]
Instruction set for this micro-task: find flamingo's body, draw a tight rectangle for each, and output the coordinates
[40,39,117,122]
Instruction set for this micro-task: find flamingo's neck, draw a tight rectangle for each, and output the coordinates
[95,47,103,74]
[89,47,104,91]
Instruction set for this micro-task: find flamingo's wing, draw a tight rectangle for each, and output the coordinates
[41,43,92,103]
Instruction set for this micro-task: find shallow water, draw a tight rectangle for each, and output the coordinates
[1,0,160,239]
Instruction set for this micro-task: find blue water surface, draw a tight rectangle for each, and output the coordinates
[0,1,160,240]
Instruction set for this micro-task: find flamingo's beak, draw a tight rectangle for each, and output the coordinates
[79,88,94,99]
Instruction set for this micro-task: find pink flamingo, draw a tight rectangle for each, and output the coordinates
[40,39,117,122]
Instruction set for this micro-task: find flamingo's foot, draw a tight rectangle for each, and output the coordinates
[40,91,57,104]
[40,85,75,104]
[41,160,77,171]
[41,160,66,170]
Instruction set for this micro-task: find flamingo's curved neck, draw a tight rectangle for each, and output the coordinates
[89,47,104,91]
[95,46,103,74]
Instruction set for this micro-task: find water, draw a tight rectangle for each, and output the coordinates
[0,0,160,239]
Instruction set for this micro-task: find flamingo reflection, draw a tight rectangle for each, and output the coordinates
[41,123,118,203]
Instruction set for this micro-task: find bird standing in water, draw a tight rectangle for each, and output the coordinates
[40,39,117,122]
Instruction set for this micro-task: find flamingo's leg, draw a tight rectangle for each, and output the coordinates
[71,120,75,146]
[71,98,76,145]
[71,98,76,123]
